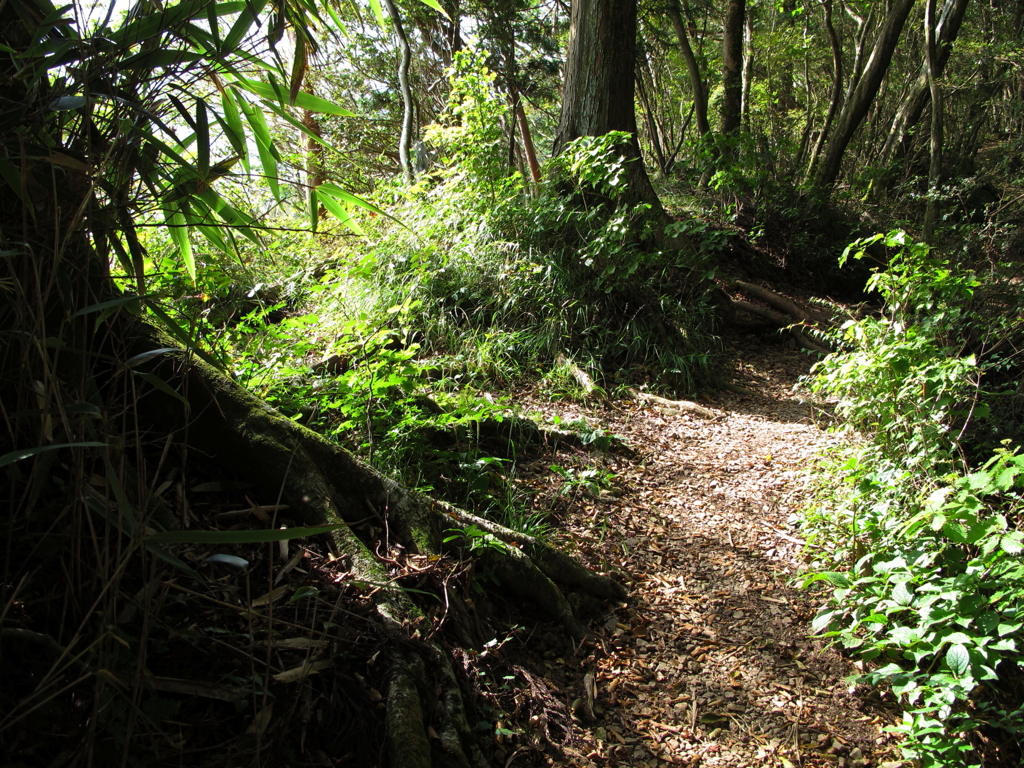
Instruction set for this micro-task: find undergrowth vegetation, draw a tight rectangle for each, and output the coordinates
[131,50,717,541]
[798,231,1024,767]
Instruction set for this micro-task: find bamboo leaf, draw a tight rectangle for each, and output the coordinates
[218,88,249,169]
[126,348,180,367]
[142,301,228,372]
[223,0,268,51]
[0,156,32,211]
[206,0,222,49]
[120,50,204,69]
[233,78,356,116]
[145,524,344,544]
[317,182,388,217]
[205,554,249,568]
[146,542,205,582]
[415,0,449,18]
[0,442,107,469]
[369,0,386,27]
[72,294,155,318]
[110,0,239,48]
[166,208,196,280]
[133,372,191,408]
[316,188,365,235]
[238,97,281,200]
[289,32,308,102]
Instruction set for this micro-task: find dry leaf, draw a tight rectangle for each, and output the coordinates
[246,704,273,736]
[273,660,332,683]
[251,585,290,607]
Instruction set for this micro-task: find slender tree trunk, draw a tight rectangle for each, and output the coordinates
[923,0,944,241]
[302,109,326,205]
[814,0,917,190]
[804,0,843,184]
[842,5,873,114]
[668,0,710,138]
[791,26,816,175]
[878,0,971,168]
[382,0,414,183]
[636,43,669,173]
[721,0,746,138]
[515,98,542,184]
[741,8,754,127]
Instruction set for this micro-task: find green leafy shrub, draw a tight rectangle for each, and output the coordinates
[798,231,1024,768]
[345,48,718,395]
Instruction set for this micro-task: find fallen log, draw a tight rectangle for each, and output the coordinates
[734,281,831,325]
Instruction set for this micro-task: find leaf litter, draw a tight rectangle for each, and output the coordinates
[508,334,904,767]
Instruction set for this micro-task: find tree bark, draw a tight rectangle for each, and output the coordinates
[813,0,917,190]
[721,0,746,138]
[803,0,843,184]
[667,0,711,139]
[636,41,669,173]
[382,0,415,184]
[741,7,754,127]
[553,0,661,210]
[118,319,628,766]
[878,0,971,170]
[922,0,944,242]
[515,98,542,184]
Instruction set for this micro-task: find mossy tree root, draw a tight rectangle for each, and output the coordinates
[137,330,626,767]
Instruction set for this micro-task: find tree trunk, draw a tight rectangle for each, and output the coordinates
[803,0,843,184]
[923,0,944,242]
[878,0,971,170]
[741,7,754,126]
[636,41,669,173]
[515,98,542,184]
[813,0,917,190]
[383,0,415,184]
[721,0,746,138]
[553,0,661,210]
[667,0,711,139]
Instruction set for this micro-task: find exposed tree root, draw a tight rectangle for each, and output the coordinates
[133,323,627,766]
[555,352,605,401]
[628,388,720,420]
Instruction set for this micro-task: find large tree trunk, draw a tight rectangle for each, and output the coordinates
[124,327,627,767]
[813,0,917,190]
[553,0,662,210]
[0,5,627,765]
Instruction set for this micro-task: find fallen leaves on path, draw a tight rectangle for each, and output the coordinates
[511,336,903,767]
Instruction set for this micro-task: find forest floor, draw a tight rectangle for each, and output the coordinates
[502,333,906,768]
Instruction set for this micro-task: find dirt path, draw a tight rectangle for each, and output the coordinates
[516,337,902,767]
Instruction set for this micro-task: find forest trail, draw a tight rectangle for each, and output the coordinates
[515,336,902,768]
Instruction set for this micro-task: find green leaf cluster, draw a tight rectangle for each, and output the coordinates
[799,232,1024,767]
